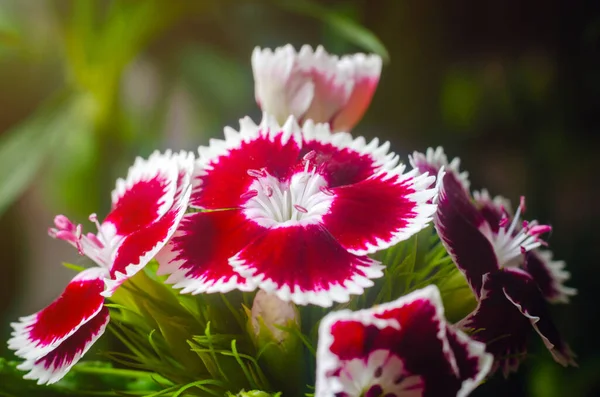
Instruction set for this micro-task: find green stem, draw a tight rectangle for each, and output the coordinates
[71,365,169,383]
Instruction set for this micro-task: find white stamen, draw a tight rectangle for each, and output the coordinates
[484,198,551,268]
[247,168,266,179]
[265,185,273,198]
[294,204,308,213]
[241,189,259,200]
[241,170,334,227]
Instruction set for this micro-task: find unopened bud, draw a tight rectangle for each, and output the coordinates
[246,290,302,395]
[250,290,299,343]
[228,391,281,397]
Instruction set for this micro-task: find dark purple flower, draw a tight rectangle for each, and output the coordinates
[412,147,576,374]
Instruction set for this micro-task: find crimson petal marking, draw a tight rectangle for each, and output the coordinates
[301,120,398,188]
[523,250,577,304]
[446,326,493,397]
[18,307,109,385]
[323,170,436,256]
[231,224,383,307]
[157,211,263,294]
[192,116,301,209]
[459,269,576,376]
[107,151,180,236]
[104,208,179,295]
[299,139,376,188]
[316,286,492,397]
[8,267,106,360]
[104,152,194,294]
[434,172,499,297]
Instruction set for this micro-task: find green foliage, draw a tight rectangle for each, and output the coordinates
[359,226,475,322]
[0,0,388,219]
[226,391,281,397]
[0,91,92,218]
[0,358,167,396]
[273,0,389,61]
[105,263,276,396]
[243,302,303,395]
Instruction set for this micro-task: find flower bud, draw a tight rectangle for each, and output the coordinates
[246,290,303,395]
[252,44,381,131]
[227,391,281,397]
[250,290,299,343]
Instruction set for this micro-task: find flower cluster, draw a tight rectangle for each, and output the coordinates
[7,45,575,396]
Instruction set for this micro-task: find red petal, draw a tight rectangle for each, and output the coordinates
[231,224,383,306]
[18,307,109,385]
[323,172,436,255]
[8,267,106,360]
[192,130,301,209]
[105,153,194,293]
[158,211,263,294]
[316,286,492,397]
[300,139,378,188]
[106,152,181,236]
[106,208,178,291]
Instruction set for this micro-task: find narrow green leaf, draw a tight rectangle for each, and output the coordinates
[0,91,88,218]
[273,0,389,61]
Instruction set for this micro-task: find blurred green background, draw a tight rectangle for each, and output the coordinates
[0,0,598,396]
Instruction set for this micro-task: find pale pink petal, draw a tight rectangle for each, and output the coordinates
[252,45,315,124]
[298,45,354,126]
[252,45,382,131]
[331,53,382,132]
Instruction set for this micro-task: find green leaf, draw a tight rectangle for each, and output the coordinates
[272,0,389,61]
[0,91,90,218]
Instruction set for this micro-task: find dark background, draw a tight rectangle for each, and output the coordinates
[0,0,598,395]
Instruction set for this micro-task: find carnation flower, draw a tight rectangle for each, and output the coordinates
[251,45,382,131]
[157,114,437,307]
[8,151,194,384]
[315,285,493,397]
[412,147,576,374]
[2,38,578,397]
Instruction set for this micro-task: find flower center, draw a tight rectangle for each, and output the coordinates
[338,350,424,397]
[242,165,334,228]
[482,196,552,267]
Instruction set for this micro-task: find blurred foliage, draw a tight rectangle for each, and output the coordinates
[0,0,386,219]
